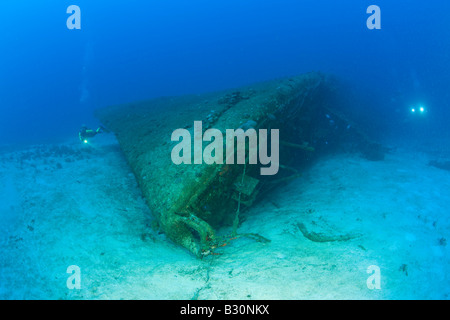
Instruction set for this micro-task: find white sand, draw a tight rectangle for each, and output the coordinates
[1,136,449,300]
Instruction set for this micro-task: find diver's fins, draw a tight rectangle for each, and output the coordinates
[98,125,111,133]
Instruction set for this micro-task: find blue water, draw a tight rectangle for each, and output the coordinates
[1,0,448,145]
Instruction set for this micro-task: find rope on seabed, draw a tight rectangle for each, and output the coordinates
[232,162,246,236]
[296,222,361,243]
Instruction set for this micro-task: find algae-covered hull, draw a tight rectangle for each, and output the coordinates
[95,72,381,257]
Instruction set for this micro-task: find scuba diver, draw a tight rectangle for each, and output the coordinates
[79,125,108,143]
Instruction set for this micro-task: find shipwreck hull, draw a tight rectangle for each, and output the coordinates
[95,72,381,257]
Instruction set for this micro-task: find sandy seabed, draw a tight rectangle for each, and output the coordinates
[0,135,449,300]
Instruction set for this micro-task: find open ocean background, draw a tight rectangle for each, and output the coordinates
[1,0,449,146]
